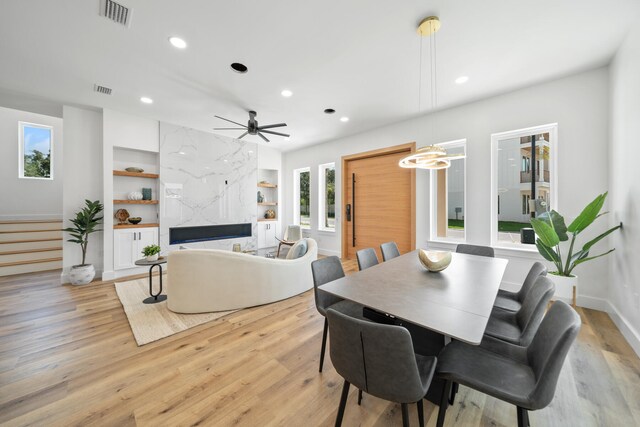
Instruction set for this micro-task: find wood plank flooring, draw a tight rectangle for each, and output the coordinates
[1,264,639,426]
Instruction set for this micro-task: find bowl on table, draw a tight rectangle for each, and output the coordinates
[418,249,452,272]
[128,217,142,225]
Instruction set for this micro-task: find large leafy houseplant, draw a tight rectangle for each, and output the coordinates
[530,192,620,277]
[63,199,104,266]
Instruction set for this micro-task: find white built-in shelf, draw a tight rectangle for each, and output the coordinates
[113,170,159,179]
[258,182,277,188]
[113,200,159,205]
[258,202,278,206]
[113,223,159,229]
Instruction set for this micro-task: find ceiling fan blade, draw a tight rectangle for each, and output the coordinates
[214,115,246,127]
[258,123,287,130]
[260,130,290,137]
[213,127,247,130]
[237,131,248,139]
[258,132,270,143]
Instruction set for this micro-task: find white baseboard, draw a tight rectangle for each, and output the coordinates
[318,248,341,257]
[605,301,640,358]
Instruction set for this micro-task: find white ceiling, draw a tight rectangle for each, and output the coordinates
[1,1,638,151]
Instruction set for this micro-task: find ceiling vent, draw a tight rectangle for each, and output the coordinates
[99,0,132,27]
[94,84,113,95]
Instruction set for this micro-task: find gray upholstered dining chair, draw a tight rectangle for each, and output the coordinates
[455,243,495,258]
[356,248,379,271]
[484,276,555,346]
[435,301,581,427]
[327,308,437,427]
[276,225,302,258]
[494,262,548,312]
[311,256,364,373]
[380,241,401,261]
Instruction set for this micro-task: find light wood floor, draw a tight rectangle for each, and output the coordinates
[1,264,639,426]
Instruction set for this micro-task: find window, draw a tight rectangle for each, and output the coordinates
[293,167,311,229]
[430,139,466,241]
[318,163,336,231]
[491,124,557,247]
[19,122,53,179]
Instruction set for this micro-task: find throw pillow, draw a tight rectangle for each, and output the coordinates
[286,238,308,260]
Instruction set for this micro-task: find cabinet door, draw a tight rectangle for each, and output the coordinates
[257,222,267,249]
[114,230,136,270]
[136,228,159,260]
[265,222,277,247]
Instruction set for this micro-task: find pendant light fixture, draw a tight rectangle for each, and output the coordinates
[399,16,465,170]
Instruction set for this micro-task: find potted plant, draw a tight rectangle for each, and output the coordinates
[63,199,104,285]
[530,192,621,304]
[142,244,161,262]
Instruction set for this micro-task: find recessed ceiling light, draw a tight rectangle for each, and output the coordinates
[178,151,186,155]
[324,108,335,114]
[340,117,349,122]
[231,63,248,73]
[455,76,469,84]
[168,36,187,49]
[284,137,291,141]
[281,89,293,97]
[140,97,153,104]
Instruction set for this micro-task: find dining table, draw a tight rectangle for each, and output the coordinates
[319,249,508,402]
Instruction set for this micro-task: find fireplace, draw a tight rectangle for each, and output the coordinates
[169,223,252,245]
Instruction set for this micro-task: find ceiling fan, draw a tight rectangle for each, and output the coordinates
[213,110,289,142]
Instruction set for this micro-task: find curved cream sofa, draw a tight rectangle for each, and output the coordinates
[167,239,317,313]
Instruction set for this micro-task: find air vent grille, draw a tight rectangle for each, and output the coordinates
[100,0,131,27]
[94,84,113,95]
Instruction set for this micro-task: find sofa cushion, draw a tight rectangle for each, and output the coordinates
[286,238,308,259]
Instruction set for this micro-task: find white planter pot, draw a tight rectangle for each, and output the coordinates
[146,254,159,262]
[69,264,96,285]
[548,273,578,306]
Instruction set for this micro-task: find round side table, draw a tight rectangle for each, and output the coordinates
[135,257,168,304]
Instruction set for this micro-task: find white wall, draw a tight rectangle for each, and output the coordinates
[283,67,610,303]
[609,23,640,356]
[62,106,103,279]
[0,106,63,219]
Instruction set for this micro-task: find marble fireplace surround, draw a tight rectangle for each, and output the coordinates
[159,123,258,252]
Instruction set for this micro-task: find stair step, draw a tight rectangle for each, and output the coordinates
[0,247,63,256]
[0,220,62,232]
[0,240,62,252]
[0,249,63,263]
[0,232,62,243]
[0,229,61,234]
[0,257,63,268]
[0,261,62,277]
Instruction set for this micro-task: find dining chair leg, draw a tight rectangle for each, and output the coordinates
[436,380,452,427]
[449,382,459,405]
[401,402,409,427]
[319,318,328,372]
[417,399,424,427]
[358,389,363,405]
[517,406,529,427]
[335,380,350,427]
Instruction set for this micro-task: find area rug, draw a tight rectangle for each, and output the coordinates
[114,277,237,346]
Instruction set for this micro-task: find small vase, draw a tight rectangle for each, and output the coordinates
[146,254,159,262]
[142,188,152,201]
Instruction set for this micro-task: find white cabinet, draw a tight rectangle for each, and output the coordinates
[258,221,278,249]
[114,227,159,270]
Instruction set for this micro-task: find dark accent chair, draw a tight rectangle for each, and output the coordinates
[494,262,548,312]
[327,308,437,427]
[311,256,364,373]
[484,276,555,346]
[436,301,581,427]
[380,241,401,261]
[356,248,379,271]
[455,243,495,258]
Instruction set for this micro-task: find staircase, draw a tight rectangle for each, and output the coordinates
[0,220,63,276]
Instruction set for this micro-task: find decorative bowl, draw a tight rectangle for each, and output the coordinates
[115,209,130,224]
[128,217,142,224]
[418,249,452,272]
[125,167,144,173]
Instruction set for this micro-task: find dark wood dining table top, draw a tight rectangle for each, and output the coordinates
[320,250,508,345]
